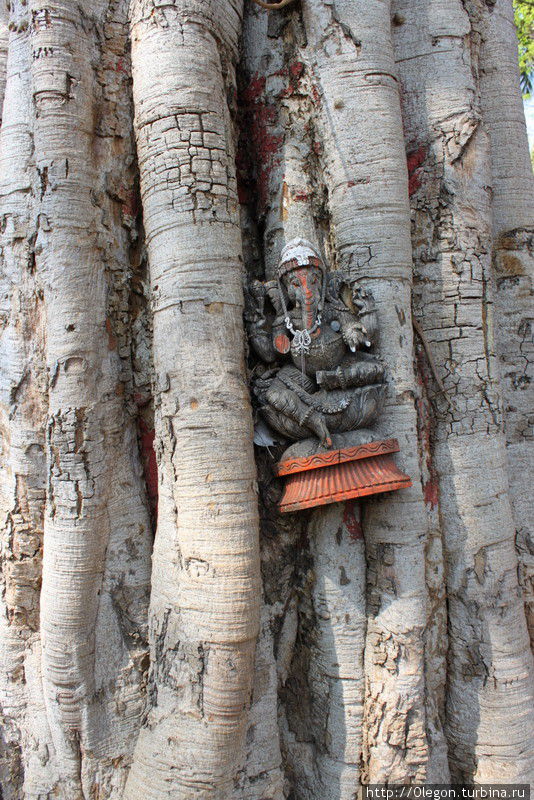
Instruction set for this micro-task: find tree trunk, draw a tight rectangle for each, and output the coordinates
[123,1,261,796]
[0,0,532,797]
[480,0,534,651]
[394,0,534,782]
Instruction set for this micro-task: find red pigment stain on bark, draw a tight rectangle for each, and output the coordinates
[284,61,305,96]
[138,417,158,522]
[274,63,305,99]
[289,61,304,80]
[121,188,138,221]
[116,58,125,73]
[423,477,439,509]
[105,318,117,350]
[293,191,309,202]
[133,392,151,408]
[237,73,283,213]
[343,500,363,540]
[407,145,426,196]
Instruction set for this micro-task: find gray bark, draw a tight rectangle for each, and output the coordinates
[124,1,261,796]
[393,0,534,782]
[480,0,534,650]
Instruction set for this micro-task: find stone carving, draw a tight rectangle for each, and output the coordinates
[247,238,413,513]
[246,238,386,451]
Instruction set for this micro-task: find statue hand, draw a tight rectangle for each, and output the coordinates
[306,408,332,448]
[341,320,370,352]
[265,280,283,315]
[316,369,338,390]
[317,418,332,448]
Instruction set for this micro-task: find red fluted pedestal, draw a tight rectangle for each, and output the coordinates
[277,438,412,513]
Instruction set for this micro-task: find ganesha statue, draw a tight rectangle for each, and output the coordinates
[246,238,412,513]
[246,238,386,453]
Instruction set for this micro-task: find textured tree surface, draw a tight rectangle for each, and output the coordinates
[0,0,532,798]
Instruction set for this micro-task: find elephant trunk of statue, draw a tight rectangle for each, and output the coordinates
[299,283,316,332]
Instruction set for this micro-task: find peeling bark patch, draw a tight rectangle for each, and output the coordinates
[63,356,85,375]
[4,474,44,630]
[415,344,439,512]
[105,318,117,350]
[74,408,85,454]
[47,408,93,522]
[339,565,350,585]
[31,9,52,31]
[473,547,486,584]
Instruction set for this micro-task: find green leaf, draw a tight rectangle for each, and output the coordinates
[514,0,534,98]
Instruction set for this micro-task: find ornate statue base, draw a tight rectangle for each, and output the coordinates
[276,432,412,513]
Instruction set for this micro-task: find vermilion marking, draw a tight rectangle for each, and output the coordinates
[407,145,426,196]
[423,477,439,510]
[274,333,291,354]
[291,267,315,329]
[343,500,363,541]
[236,72,283,213]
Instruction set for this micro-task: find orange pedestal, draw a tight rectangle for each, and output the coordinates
[277,439,412,513]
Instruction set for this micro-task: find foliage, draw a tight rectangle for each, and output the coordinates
[514,0,534,96]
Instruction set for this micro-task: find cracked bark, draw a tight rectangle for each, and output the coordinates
[393,0,534,782]
[32,0,152,787]
[302,0,442,783]
[0,5,50,796]
[123,1,261,796]
[480,0,534,651]
[0,3,8,123]
[0,0,152,796]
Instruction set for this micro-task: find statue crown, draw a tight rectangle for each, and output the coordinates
[277,238,325,279]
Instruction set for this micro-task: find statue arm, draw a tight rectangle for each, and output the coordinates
[318,286,383,390]
[326,275,378,350]
[250,330,278,363]
[330,286,377,353]
[246,279,281,364]
[338,309,370,352]
[316,359,385,391]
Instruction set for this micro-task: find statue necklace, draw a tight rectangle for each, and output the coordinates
[280,301,321,375]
